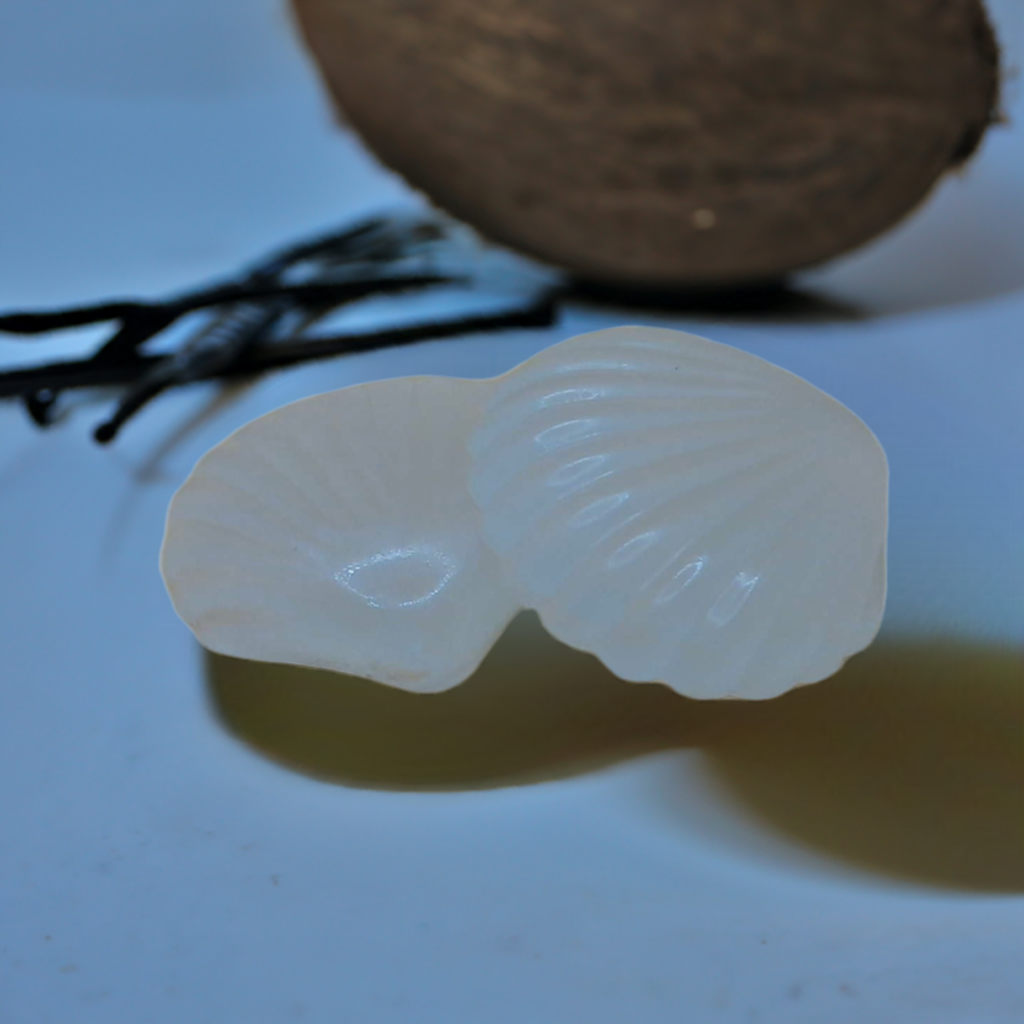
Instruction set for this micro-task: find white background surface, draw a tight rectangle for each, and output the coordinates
[1,2,1022,1022]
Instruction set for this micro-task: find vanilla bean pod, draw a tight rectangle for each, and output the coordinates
[0,212,558,443]
[92,300,288,443]
[6,274,455,429]
[0,295,558,401]
[0,275,457,342]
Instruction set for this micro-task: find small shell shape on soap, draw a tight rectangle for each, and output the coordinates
[469,327,888,699]
[161,376,520,692]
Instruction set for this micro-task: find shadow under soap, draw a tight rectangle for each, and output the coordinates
[206,614,1024,892]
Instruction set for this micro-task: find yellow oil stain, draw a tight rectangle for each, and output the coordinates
[702,639,1024,891]
[206,613,1023,890]
[206,612,687,790]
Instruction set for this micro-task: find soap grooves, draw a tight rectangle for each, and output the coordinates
[467,327,888,699]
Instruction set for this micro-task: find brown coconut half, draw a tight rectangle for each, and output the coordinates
[291,0,1001,289]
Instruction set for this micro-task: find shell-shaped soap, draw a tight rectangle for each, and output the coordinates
[161,376,520,692]
[469,327,888,699]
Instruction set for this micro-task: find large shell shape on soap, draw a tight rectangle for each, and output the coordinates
[470,327,888,699]
[161,377,520,692]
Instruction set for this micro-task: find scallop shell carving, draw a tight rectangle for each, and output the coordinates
[469,326,888,699]
[161,376,520,692]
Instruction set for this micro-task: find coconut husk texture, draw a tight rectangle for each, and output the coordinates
[291,0,1000,288]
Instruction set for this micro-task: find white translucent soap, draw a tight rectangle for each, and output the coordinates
[162,326,888,700]
[469,327,888,699]
[161,376,520,692]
